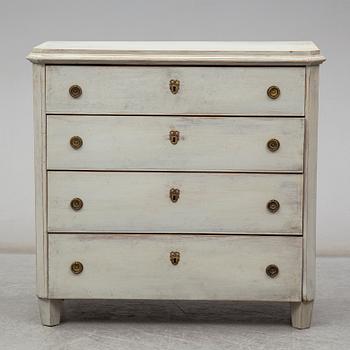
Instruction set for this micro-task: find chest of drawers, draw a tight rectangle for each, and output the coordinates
[27,41,325,328]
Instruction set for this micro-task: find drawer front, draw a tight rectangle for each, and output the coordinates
[48,172,303,234]
[48,234,302,301]
[46,66,305,115]
[47,116,304,172]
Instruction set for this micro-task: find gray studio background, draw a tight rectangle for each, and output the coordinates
[0,0,349,255]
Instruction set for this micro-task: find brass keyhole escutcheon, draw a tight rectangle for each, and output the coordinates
[267,85,280,99]
[169,130,180,145]
[70,197,83,211]
[267,199,280,213]
[169,79,180,94]
[69,85,82,98]
[169,188,180,203]
[266,264,279,278]
[71,261,83,274]
[70,136,83,150]
[267,138,280,152]
[170,251,180,265]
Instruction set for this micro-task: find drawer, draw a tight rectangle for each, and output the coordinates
[47,172,303,234]
[48,234,302,301]
[46,66,305,115]
[47,116,304,172]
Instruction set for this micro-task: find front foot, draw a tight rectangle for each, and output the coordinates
[38,298,63,326]
[290,301,313,329]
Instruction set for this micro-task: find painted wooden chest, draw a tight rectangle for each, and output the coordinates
[28,41,325,328]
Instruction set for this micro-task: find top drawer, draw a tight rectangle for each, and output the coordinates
[46,66,305,115]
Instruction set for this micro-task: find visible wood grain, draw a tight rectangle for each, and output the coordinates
[47,172,303,234]
[48,234,302,301]
[302,66,319,301]
[33,64,47,298]
[27,41,325,65]
[47,116,305,172]
[290,301,313,329]
[46,66,305,116]
[38,298,63,326]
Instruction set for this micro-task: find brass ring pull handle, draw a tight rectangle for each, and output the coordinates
[267,85,280,99]
[267,199,280,213]
[267,138,280,152]
[169,79,180,94]
[70,197,83,211]
[266,264,279,278]
[169,188,180,203]
[170,251,180,265]
[169,130,180,145]
[69,85,82,98]
[71,261,83,274]
[70,136,83,150]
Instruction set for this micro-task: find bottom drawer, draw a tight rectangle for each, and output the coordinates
[48,234,302,301]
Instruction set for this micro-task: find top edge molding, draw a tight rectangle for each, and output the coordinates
[27,41,326,66]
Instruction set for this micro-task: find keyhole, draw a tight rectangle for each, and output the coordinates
[170,188,180,203]
[170,251,180,265]
[169,80,180,94]
[169,130,179,145]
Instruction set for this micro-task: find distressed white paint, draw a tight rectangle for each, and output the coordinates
[28,41,324,327]
[46,66,305,116]
[47,172,303,234]
[27,41,325,65]
[47,116,305,172]
[302,66,319,302]
[48,234,302,301]
[32,64,47,298]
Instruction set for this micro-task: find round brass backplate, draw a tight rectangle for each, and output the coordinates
[267,85,280,99]
[70,136,83,150]
[71,261,83,274]
[70,197,83,211]
[267,199,280,213]
[266,264,279,278]
[267,138,280,152]
[69,85,82,98]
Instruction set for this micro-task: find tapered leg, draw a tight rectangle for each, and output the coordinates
[290,301,313,329]
[38,298,63,326]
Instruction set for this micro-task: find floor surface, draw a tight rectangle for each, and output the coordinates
[1,255,349,350]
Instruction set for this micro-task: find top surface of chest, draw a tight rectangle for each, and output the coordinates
[27,41,325,65]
